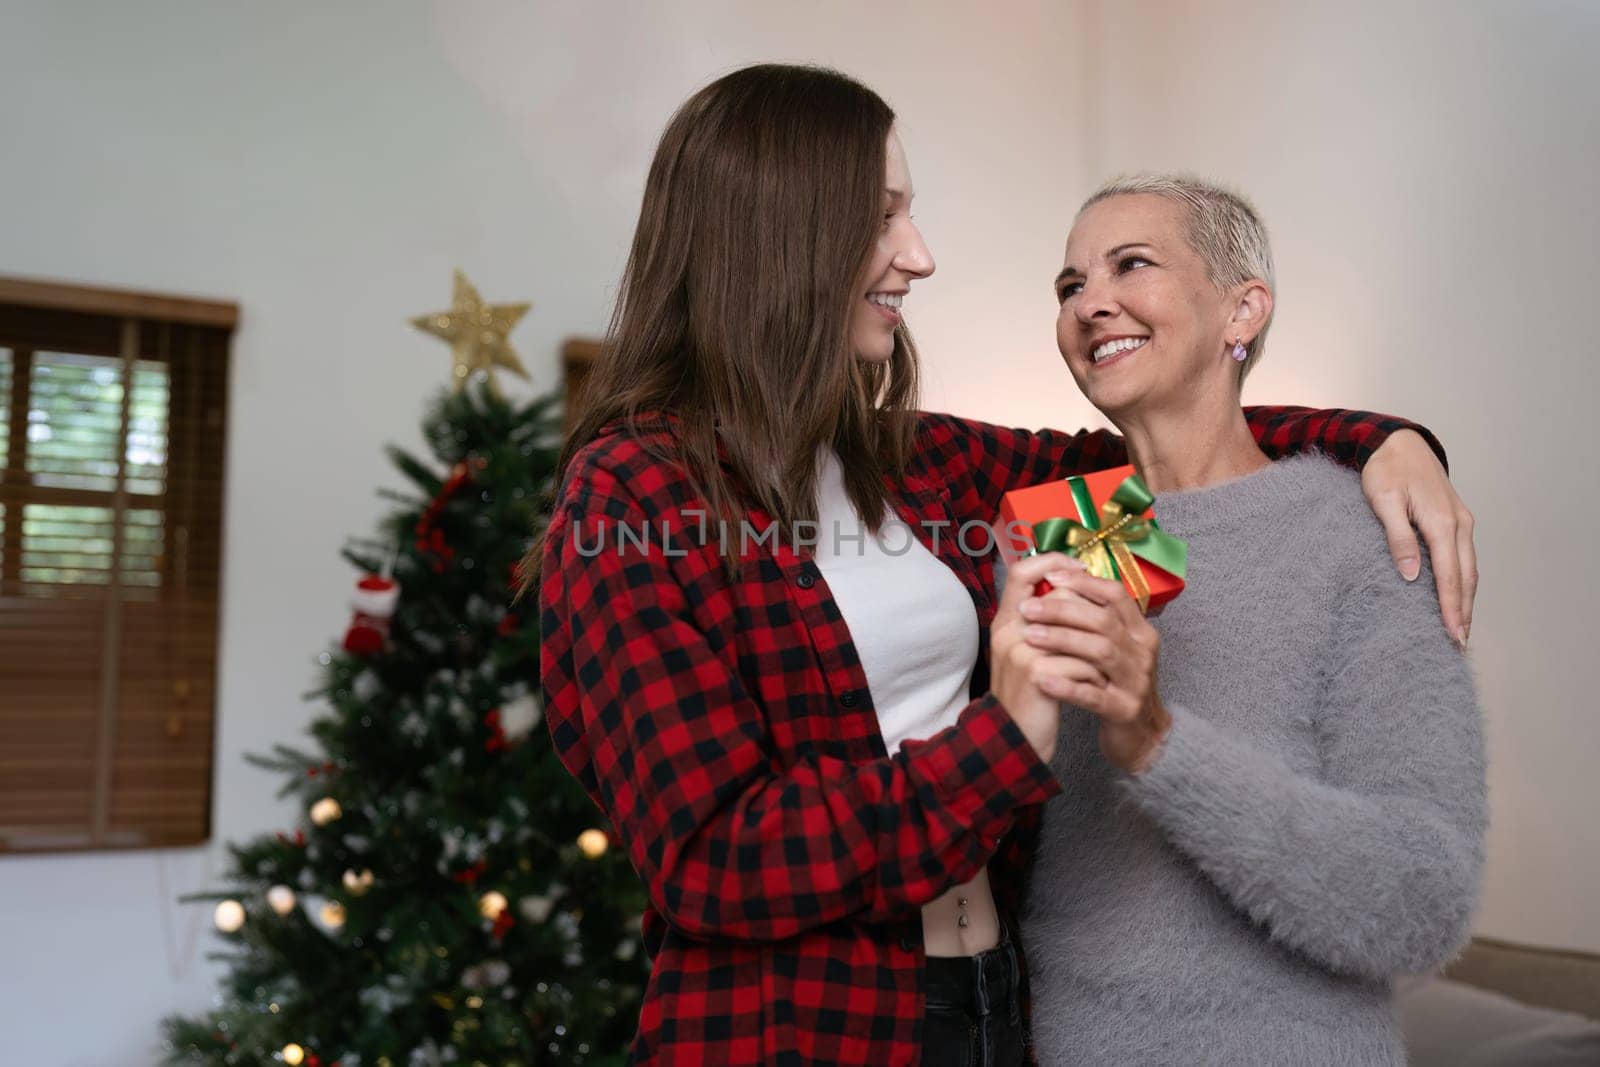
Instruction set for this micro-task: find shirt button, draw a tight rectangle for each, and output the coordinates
[796,571,816,589]
[899,935,917,952]
[840,691,858,707]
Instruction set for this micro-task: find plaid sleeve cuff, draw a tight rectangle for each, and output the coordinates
[1372,417,1448,472]
[901,695,1062,851]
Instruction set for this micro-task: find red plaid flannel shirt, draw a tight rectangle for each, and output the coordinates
[539,405,1439,1066]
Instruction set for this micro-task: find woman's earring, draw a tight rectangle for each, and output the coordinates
[1231,339,1248,362]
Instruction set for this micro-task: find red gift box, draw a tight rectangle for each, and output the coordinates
[994,464,1186,614]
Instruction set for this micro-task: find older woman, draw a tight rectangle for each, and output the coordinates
[1013,175,1487,1065]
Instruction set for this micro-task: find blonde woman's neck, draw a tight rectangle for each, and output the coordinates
[1113,395,1269,494]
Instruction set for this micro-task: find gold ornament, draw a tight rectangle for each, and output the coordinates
[213,899,245,933]
[281,1044,306,1066]
[310,796,342,826]
[410,269,531,394]
[577,828,609,859]
[478,890,509,920]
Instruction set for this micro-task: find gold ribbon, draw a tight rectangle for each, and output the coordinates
[1065,502,1153,612]
[1028,473,1186,615]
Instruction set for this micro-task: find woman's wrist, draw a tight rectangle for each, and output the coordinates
[1102,699,1172,774]
[1013,701,1060,765]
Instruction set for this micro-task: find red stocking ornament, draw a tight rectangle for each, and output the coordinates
[342,574,401,656]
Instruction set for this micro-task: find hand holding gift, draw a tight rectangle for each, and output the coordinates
[997,465,1186,772]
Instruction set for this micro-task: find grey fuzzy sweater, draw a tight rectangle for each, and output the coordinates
[1019,455,1487,1066]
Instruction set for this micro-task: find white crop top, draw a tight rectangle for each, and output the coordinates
[810,450,980,754]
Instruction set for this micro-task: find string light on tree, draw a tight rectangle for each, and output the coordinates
[266,885,297,916]
[213,899,246,933]
[310,797,342,826]
[478,890,509,921]
[577,829,609,860]
[320,901,347,930]
[342,868,375,896]
[281,1043,305,1066]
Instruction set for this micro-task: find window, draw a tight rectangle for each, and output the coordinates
[0,276,235,853]
[561,336,601,431]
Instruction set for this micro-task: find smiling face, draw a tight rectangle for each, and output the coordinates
[1054,193,1241,418]
[849,129,935,363]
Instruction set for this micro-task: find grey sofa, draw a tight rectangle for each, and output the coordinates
[1398,938,1600,1065]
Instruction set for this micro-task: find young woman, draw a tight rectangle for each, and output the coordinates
[532,65,1475,1067]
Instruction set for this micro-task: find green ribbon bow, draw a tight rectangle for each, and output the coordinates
[1028,473,1187,612]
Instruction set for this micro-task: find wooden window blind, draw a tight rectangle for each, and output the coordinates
[0,276,236,854]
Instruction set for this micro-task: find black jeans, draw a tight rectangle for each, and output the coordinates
[920,930,1026,1067]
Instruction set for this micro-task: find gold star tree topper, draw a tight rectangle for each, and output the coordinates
[410,269,532,393]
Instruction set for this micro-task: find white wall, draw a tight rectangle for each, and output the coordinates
[426,0,1099,424]
[0,1,1595,1063]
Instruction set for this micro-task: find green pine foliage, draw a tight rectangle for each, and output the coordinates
[162,383,648,1067]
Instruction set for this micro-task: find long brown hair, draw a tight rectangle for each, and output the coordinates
[520,64,922,593]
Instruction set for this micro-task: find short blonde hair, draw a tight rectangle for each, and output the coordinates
[1080,173,1275,380]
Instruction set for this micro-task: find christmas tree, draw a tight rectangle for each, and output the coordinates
[162,277,649,1066]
